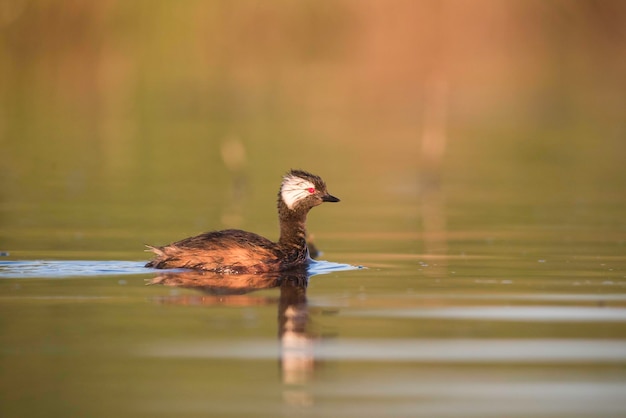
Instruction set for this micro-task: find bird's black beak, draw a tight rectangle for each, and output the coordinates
[322,194,340,203]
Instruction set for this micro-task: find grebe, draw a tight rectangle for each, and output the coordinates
[145,170,339,273]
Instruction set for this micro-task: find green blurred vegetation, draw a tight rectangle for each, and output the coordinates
[0,0,624,256]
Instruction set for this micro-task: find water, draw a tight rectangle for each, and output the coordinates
[1,166,625,418]
[1,216,625,417]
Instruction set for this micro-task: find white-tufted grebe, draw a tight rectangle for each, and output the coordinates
[145,170,339,273]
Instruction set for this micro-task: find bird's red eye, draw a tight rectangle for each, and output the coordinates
[307,187,316,194]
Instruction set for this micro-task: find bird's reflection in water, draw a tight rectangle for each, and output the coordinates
[276,272,312,386]
[148,267,315,400]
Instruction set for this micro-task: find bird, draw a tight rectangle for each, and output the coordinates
[145,169,339,273]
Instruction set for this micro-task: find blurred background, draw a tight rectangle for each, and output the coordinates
[1,0,625,258]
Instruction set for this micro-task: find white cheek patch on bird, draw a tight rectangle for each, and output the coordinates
[281,176,316,210]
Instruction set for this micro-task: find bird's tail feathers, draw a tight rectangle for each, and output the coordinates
[144,244,164,256]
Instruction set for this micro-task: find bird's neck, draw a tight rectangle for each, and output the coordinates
[277,201,309,255]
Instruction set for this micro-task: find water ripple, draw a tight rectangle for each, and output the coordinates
[141,338,626,363]
[0,260,150,278]
[345,306,626,322]
[0,259,361,279]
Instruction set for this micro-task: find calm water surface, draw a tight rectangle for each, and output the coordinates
[1,189,625,418]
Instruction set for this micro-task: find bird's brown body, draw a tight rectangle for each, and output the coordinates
[145,170,339,273]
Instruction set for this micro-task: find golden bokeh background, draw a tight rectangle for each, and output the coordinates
[1,1,625,255]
